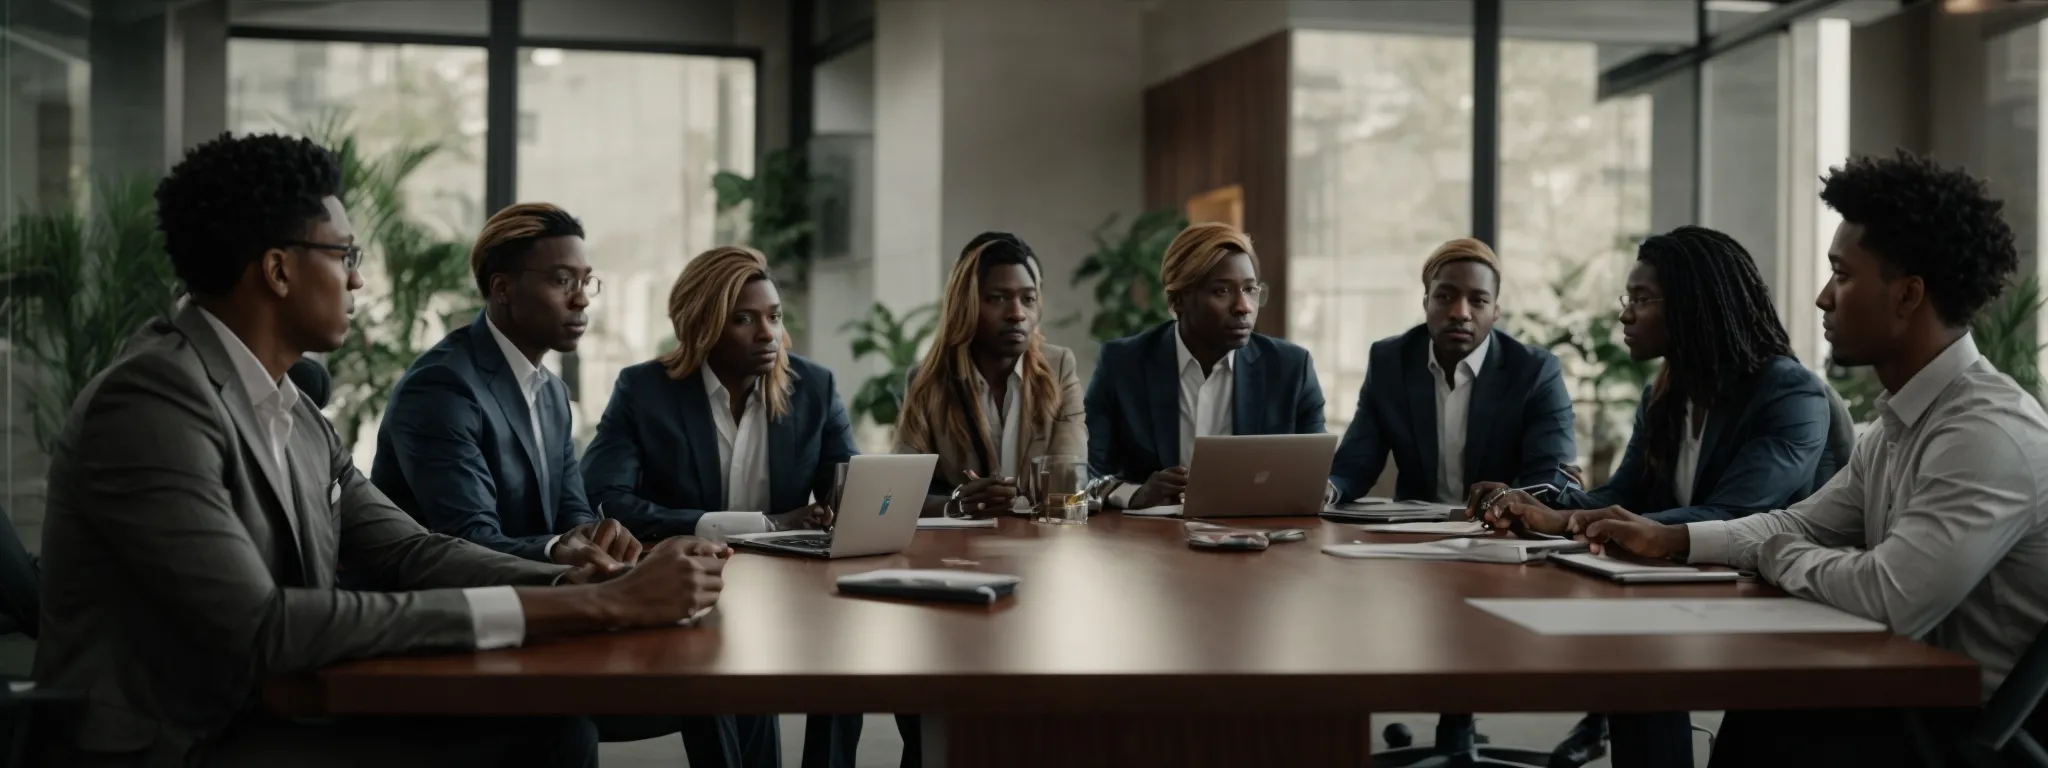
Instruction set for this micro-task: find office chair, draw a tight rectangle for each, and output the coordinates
[1909,623,2048,768]
[0,504,82,767]
[287,356,334,410]
[1373,719,1552,767]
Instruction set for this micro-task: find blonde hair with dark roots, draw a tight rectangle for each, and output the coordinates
[656,246,793,420]
[1420,237,1501,288]
[895,240,1060,465]
[470,202,584,296]
[1160,222,1259,313]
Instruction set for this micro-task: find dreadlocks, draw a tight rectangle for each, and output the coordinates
[1636,225,1795,482]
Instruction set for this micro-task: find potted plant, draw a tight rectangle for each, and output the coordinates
[841,302,939,435]
[1071,208,1187,342]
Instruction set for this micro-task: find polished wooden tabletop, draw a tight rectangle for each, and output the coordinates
[281,514,1980,717]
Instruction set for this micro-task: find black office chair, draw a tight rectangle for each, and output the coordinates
[1909,623,2048,768]
[0,504,82,767]
[1373,718,1553,767]
[287,356,333,410]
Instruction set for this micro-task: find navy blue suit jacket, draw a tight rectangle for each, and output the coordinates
[580,355,858,541]
[1328,326,1577,502]
[1084,322,1327,484]
[369,313,597,563]
[1553,355,1829,524]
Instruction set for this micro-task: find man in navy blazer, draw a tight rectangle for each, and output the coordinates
[1328,239,1576,503]
[1085,222,1326,509]
[371,204,767,767]
[372,203,626,568]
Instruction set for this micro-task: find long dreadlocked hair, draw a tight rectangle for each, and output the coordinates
[1635,225,1795,483]
[895,234,1060,469]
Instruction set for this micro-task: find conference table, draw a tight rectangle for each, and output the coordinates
[269,514,1981,767]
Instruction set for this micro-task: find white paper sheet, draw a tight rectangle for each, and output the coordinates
[1352,520,1489,536]
[917,517,999,529]
[1466,597,1888,635]
[1550,553,1741,583]
[1121,504,1183,518]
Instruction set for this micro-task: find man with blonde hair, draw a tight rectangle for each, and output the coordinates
[1084,222,1326,509]
[1323,237,1576,760]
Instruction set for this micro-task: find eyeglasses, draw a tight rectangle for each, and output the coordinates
[1617,295,1664,311]
[285,240,363,272]
[525,269,603,297]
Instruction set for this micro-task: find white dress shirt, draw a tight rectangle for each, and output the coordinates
[695,372,777,541]
[1673,404,1706,507]
[483,317,566,561]
[199,309,526,651]
[970,359,1026,480]
[1111,324,1234,508]
[1686,334,2048,697]
[1427,335,1490,504]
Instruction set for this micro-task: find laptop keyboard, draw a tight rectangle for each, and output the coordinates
[776,533,832,549]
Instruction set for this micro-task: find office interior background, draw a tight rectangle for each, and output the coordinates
[8,0,2045,764]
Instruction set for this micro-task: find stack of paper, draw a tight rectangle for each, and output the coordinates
[1121,504,1183,518]
[1322,537,1586,564]
[1323,499,1459,523]
[1352,519,1489,536]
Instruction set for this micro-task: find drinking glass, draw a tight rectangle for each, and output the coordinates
[1031,454,1089,525]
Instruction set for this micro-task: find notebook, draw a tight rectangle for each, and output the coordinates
[1550,552,1742,583]
[1321,499,1460,523]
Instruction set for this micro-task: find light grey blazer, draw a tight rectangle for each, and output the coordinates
[32,304,565,766]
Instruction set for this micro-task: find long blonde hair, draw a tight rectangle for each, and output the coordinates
[896,237,1059,466]
[656,246,793,420]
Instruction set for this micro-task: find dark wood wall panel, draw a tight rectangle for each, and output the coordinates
[1143,32,1292,338]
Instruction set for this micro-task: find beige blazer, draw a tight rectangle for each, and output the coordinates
[33,304,564,766]
[895,343,1087,492]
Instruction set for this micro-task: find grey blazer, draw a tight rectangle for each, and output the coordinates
[32,304,565,766]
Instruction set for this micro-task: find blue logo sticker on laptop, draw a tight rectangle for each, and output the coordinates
[878,495,892,515]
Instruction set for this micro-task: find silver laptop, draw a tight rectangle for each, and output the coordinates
[727,453,938,559]
[1182,434,1341,518]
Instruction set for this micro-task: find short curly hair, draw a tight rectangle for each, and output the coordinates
[1819,150,2018,327]
[155,133,342,296]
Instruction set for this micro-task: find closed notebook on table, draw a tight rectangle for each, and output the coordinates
[1321,537,1586,564]
[1550,552,1742,584]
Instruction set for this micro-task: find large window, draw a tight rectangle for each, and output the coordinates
[515,49,756,435]
[1497,38,1653,479]
[1289,29,1473,432]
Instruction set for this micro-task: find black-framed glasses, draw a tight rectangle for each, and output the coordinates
[1618,295,1664,311]
[524,269,603,297]
[285,240,363,272]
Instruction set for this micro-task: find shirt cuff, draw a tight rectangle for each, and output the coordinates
[698,511,771,542]
[463,586,526,651]
[543,534,563,562]
[1108,483,1139,508]
[1684,521,1731,565]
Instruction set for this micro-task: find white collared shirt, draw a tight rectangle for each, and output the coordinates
[1687,334,2048,697]
[1673,403,1707,507]
[484,316,567,564]
[970,360,1026,480]
[1426,335,1490,504]
[1111,324,1234,508]
[695,372,776,542]
[197,308,524,652]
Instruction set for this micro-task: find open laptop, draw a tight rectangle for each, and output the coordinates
[1182,434,1342,518]
[726,453,938,559]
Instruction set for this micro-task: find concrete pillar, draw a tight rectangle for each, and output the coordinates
[88,0,226,177]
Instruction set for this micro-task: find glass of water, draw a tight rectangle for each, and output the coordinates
[1031,454,1089,525]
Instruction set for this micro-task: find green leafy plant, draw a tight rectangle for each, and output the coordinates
[1072,208,1187,342]
[842,302,939,430]
[714,147,825,290]
[1509,257,1657,486]
[1830,273,2047,421]
[0,178,182,449]
[305,116,482,447]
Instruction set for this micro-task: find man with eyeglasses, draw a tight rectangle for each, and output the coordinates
[1084,222,1327,510]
